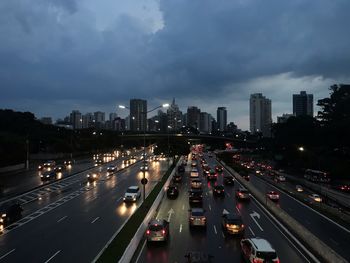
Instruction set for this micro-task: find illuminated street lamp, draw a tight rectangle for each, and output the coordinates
[118,102,169,201]
[298,146,305,152]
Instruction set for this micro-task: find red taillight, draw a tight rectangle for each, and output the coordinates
[162,229,166,235]
[253,259,263,263]
[146,230,150,235]
[274,259,280,263]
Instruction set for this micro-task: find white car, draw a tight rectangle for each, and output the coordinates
[123,186,141,202]
[276,175,286,182]
[310,193,322,202]
[296,185,304,192]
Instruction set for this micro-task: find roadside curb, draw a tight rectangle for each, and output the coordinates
[219,160,347,263]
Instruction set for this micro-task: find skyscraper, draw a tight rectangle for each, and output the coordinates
[187,106,201,129]
[82,113,94,129]
[199,112,210,133]
[70,110,82,130]
[293,91,313,117]
[109,112,118,121]
[250,93,272,137]
[130,99,147,132]
[167,98,182,131]
[217,107,227,131]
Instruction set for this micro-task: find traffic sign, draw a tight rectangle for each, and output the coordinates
[141,178,148,185]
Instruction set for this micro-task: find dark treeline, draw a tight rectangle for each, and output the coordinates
[270,84,350,178]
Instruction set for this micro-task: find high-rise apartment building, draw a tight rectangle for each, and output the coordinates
[130,99,147,132]
[293,91,313,117]
[199,112,210,133]
[187,106,200,129]
[167,98,182,131]
[109,113,118,122]
[94,111,105,123]
[70,110,82,130]
[217,107,227,131]
[277,113,294,123]
[82,113,94,129]
[250,93,272,137]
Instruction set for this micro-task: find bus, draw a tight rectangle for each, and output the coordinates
[304,169,330,183]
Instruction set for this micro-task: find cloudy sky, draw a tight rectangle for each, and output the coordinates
[1,0,350,130]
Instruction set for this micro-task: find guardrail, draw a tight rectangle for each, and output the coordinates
[220,160,347,263]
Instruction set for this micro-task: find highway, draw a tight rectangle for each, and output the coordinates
[135,153,310,263]
[248,171,350,261]
[0,153,169,262]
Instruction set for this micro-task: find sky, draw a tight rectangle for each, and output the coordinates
[1,0,350,130]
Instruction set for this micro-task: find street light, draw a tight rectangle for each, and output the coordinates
[298,146,305,152]
[118,102,169,201]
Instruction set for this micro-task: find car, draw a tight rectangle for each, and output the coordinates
[190,168,199,178]
[222,211,245,235]
[177,165,185,174]
[215,165,223,173]
[40,171,57,181]
[207,169,217,180]
[184,252,214,263]
[276,175,286,182]
[167,185,179,198]
[130,155,136,160]
[140,164,149,171]
[241,173,250,181]
[146,219,170,243]
[240,238,279,263]
[338,185,350,192]
[213,185,225,197]
[191,179,202,189]
[123,159,131,165]
[107,165,117,175]
[123,186,141,202]
[224,175,235,185]
[87,172,100,182]
[310,193,322,202]
[191,161,197,167]
[1,203,23,233]
[173,173,183,183]
[189,208,207,227]
[64,160,73,167]
[235,188,250,201]
[94,159,103,166]
[266,191,279,201]
[54,165,65,173]
[189,189,203,204]
[38,160,56,171]
[296,185,304,192]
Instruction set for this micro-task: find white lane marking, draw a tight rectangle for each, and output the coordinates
[226,192,231,197]
[221,231,225,238]
[91,217,100,224]
[44,250,61,263]
[57,216,68,223]
[250,211,264,231]
[0,249,16,260]
[116,196,123,202]
[213,225,217,234]
[167,208,175,222]
[208,204,212,211]
[179,224,183,233]
[182,205,185,210]
[249,227,255,236]
[135,239,147,263]
[236,206,241,214]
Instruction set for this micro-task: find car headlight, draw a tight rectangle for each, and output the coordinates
[133,197,136,200]
[1,213,6,218]
[87,174,90,177]
[93,174,97,178]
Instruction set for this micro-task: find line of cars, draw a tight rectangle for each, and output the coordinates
[38,160,73,181]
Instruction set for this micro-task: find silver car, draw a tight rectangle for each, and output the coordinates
[189,208,207,227]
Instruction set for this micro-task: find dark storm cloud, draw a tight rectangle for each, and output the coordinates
[1,0,350,123]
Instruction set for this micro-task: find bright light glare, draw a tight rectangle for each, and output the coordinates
[119,105,126,109]
[162,103,170,108]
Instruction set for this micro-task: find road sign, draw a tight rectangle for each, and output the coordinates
[141,178,148,185]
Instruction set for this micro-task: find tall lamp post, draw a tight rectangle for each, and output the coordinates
[119,103,169,201]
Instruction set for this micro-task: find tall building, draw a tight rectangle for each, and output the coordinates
[112,117,125,131]
[94,111,105,123]
[167,98,182,131]
[109,113,118,121]
[70,110,82,130]
[199,112,210,133]
[277,113,294,123]
[293,91,313,117]
[187,106,201,129]
[82,113,94,129]
[250,93,272,137]
[130,99,147,132]
[217,107,227,131]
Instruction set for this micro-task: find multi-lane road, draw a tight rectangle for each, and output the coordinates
[0,152,169,262]
[135,153,311,263]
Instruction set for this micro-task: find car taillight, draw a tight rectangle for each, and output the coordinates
[162,230,166,235]
[274,259,280,263]
[241,224,245,228]
[253,259,263,263]
[146,230,150,235]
